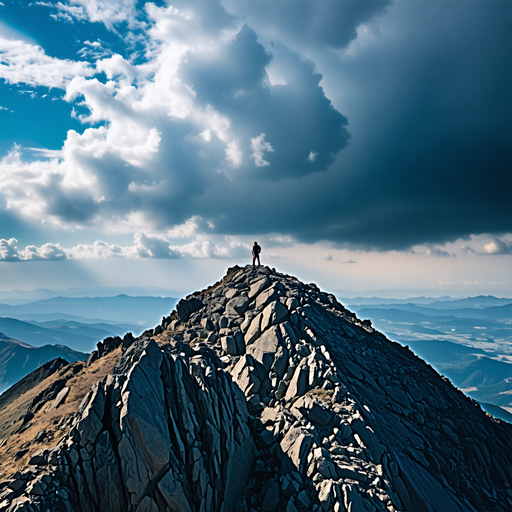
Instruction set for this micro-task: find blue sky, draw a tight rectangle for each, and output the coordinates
[0,0,511,294]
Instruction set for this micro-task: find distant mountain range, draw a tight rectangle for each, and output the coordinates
[0,317,139,353]
[343,295,512,308]
[0,333,87,394]
[0,294,178,325]
[0,286,186,303]
[333,288,512,299]
[354,303,512,321]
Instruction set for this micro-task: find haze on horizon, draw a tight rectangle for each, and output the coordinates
[0,0,511,295]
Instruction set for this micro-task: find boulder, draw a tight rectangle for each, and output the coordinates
[221,336,236,355]
[157,469,192,512]
[245,313,262,345]
[248,277,271,299]
[226,296,250,317]
[285,366,308,402]
[261,301,289,332]
[246,326,282,370]
[256,287,279,310]
[280,425,316,476]
[177,297,203,322]
[52,386,70,409]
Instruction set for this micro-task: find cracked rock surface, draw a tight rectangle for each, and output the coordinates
[1,265,511,512]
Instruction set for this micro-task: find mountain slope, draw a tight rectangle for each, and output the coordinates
[0,333,88,393]
[0,265,511,512]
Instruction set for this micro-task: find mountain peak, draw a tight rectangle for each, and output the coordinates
[0,265,511,511]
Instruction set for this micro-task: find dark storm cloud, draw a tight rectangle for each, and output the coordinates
[181,25,350,180]
[193,0,512,250]
[221,0,391,50]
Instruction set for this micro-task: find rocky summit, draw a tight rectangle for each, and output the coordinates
[0,265,511,512]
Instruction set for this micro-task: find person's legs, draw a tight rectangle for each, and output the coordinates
[253,254,256,266]
[256,254,260,266]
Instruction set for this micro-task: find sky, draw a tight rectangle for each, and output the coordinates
[0,0,511,296]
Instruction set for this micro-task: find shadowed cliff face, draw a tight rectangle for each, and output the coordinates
[1,265,511,512]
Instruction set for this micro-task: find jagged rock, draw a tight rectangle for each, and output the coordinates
[226,296,250,317]
[157,469,192,512]
[285,365,308,401]
[28,449,47,466]
[292,395,334,426]
[201,317,214,331]
[244,313,262,345]
[255,286,279,310]
[246,325,283,370]
[221,336,238,356]
[52,386,70,409]
[261,481,279,511]
[177,297,203,322]
[136,496,158,512]
[348,416,383,463]
[86,351,98,367]
[280,425,316,476]
[261,300,288,332]
[248,277,271,299]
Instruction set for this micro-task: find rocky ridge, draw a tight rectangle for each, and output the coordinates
[1,265,511,512]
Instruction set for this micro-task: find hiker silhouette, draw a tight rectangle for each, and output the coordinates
[252,242,261,266]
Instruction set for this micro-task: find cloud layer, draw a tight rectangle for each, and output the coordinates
[0,0,510,253]
[0,234,250,261]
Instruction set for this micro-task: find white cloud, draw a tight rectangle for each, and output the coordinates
[342,259,356,264]
[0,38,94,88]
[166,216,202,239]
[0,17,269,231]
[0,238,67,261]
[225,140,243,167]
[199,129,211,142]
[0,1,352,241]
[78,39,112,60]
[0,238,20,261]
[0,234,250,261]
[307,151,317,162]
[250,133,274,167]
[484,237,512,255]
[96,54,134,79]
[51,0,142,30]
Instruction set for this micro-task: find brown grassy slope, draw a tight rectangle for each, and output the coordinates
[0,347,121,480]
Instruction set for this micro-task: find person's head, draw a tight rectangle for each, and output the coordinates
[254,241,257,245]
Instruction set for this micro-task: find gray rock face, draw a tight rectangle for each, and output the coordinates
[260,301,288,332]
[3,264,512,512]
[177,297,203,322]
[226,295,250,317]
[248,277,271,299]
[246,325,283,370]
[3,338,255,512]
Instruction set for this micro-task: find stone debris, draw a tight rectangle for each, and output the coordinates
[1,264,511,512]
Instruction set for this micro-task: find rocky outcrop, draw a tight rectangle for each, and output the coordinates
[1,265,512,512]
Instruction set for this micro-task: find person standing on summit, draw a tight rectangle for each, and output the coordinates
[252,241,261,266]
